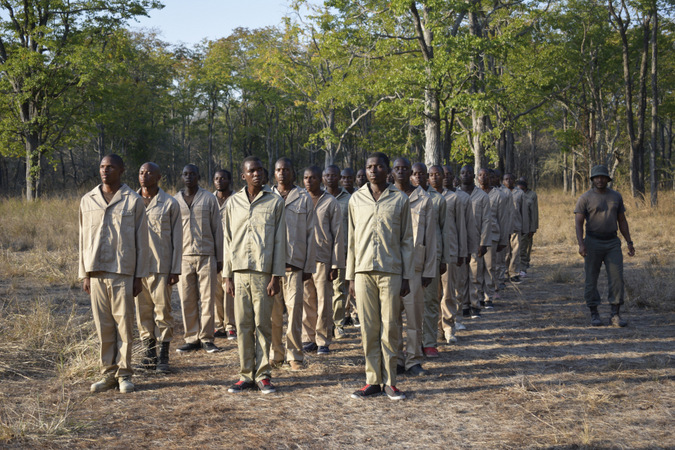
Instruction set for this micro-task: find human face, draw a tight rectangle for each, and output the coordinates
[139,163,160,188]
[100,157,124,186]
[443,167,453,189]
[593,175,610,190]
[503,174,515,190]
[181,165,200,189]
[303,170,321,193]
[356,169,367,187]
[477,169,490,188]
[460,167,475,185]
[365,157,389,186]
[323,167,340,189]
[242,160,264,189]
[411,164,428,189]
[274,160,294,186]
[392,159,411,185]
[214,171,231,191]
[340,170,355,191]
[429,167,444,190]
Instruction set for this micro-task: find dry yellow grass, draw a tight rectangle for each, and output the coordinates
[0,189,673,447]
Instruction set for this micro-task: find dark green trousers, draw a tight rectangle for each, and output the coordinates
[584,235,624,307]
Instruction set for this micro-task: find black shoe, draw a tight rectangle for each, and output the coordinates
[302,342,318,352]
[396,364,406,375]
[471,308,481,319]
[610,305,627,327]
[202,341,221,353]
[463,308,471,318]
[317,345,330,355]
[384,385,406,400]
[406,364,428,376]
[176,341,201,353]
[510,276,522,284]
[480,300,486,307]
[353,315,361,328]
[484,300,494,310]
[140,338,157,370]
[342,316,353,327]
[257,378,276,394]
[228,380,256,393]
[214,329,228,338]
[590,307,603,327]
[351,384,382,399]
[156,342,170,374]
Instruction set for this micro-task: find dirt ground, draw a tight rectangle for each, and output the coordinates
[1,246,673,449]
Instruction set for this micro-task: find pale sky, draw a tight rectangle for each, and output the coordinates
[131,0,309,46]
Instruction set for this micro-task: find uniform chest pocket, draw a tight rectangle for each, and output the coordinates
[285,203,306,229]
[112,209,135,231]
[147,212,165,235]
[193,205,211,230]
[83,208,105,231]
[378,204,400,229]
[251,207,274,229]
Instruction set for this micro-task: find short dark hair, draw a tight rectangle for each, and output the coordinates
[367,152,390,168]
[324,164,341,174]
[460,165,474,173]
[341,167,355,176]
[214,169,232,180]
[183,164,200,176]
[275,157,293,169]
[102,154,124,168]
[304,165,322,178]
[241,156,262,174]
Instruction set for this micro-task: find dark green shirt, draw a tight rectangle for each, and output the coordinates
[574,188,625,235]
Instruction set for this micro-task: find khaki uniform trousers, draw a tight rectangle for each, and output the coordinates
[481,243,498,301]
[234,270,273,382]
[302,262,333,346]
[422,264,441,348]
[520,233,533,269]
[135,273,174,342]
[496,246,507,287]
[332,268,347,329]
[468,251,490,309]
[355,272,401,386]
[177,255,216,344]
[441,262,467,337]
[215,272,236,332]
[398,273,424,370]
[90,272,134,377]
[270,269,304,363]
[344,290,358,320]
[505,233,521,278]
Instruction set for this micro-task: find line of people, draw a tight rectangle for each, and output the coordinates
[79,152,538,399]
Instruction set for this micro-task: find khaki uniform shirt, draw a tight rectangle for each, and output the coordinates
[442,188,468,262]
[425,186,446,263]
[272,185,316,273]
[175,187,223,262]
[346,183,414,281]
[460,186,492,254]
[334,188,351,251]
[79,184,149,279]
[523,189,539,234]
[141,187,182,275]
[488,188,509,245]
[498,185,515,236]
[223,185,286,278]
[506,187,528,234]
[408,186,437,278]
[309,190,345,269]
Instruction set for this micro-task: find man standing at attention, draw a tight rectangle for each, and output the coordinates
[80,154,148,394]
[341,167,356,194]
[174,164,223,354]
[393,158,436,376]
[348,152,414,400]
[224,156,286,394]
[302,166,344,355]
[213,169,237,341]
[324,165,351,339]
[575,165,634,327]
[518,178,539,276]
[503,173,528,283]
[355,169,367,189]
[270,158,316,371]
[135,162,182,374]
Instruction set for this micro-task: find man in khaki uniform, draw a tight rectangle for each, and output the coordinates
[135,162,182,374]
[355,169,367,188]
[393,159,436,376]
[174,164,223,354]
[213,169,237,340]
[348,152,414,401]
[459,166,491,319]
[80,154,149,394]
[224,156,286,394]
[433,166,469,343]
[479,169,508,310]
[324,165,351,339]
[340,167,360,327]
[518,179,539,274]
[503,173,528,283]
[302,166,344,355]
[270,158,316,371]
[493,170,512,290]
[341,167,356,194]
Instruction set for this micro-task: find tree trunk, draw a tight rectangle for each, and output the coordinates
[424,87,442,166]
[25,132,41,201]
[563,152,569,193]
[649,6,658,206]
[572,150,577,197]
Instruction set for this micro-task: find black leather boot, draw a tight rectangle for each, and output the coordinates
[590,307,603,327]
[156,341,170,373]
[141,338,157,370]
[610,304,628,327]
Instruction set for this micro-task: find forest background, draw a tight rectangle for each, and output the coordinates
[0,0,674,203]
